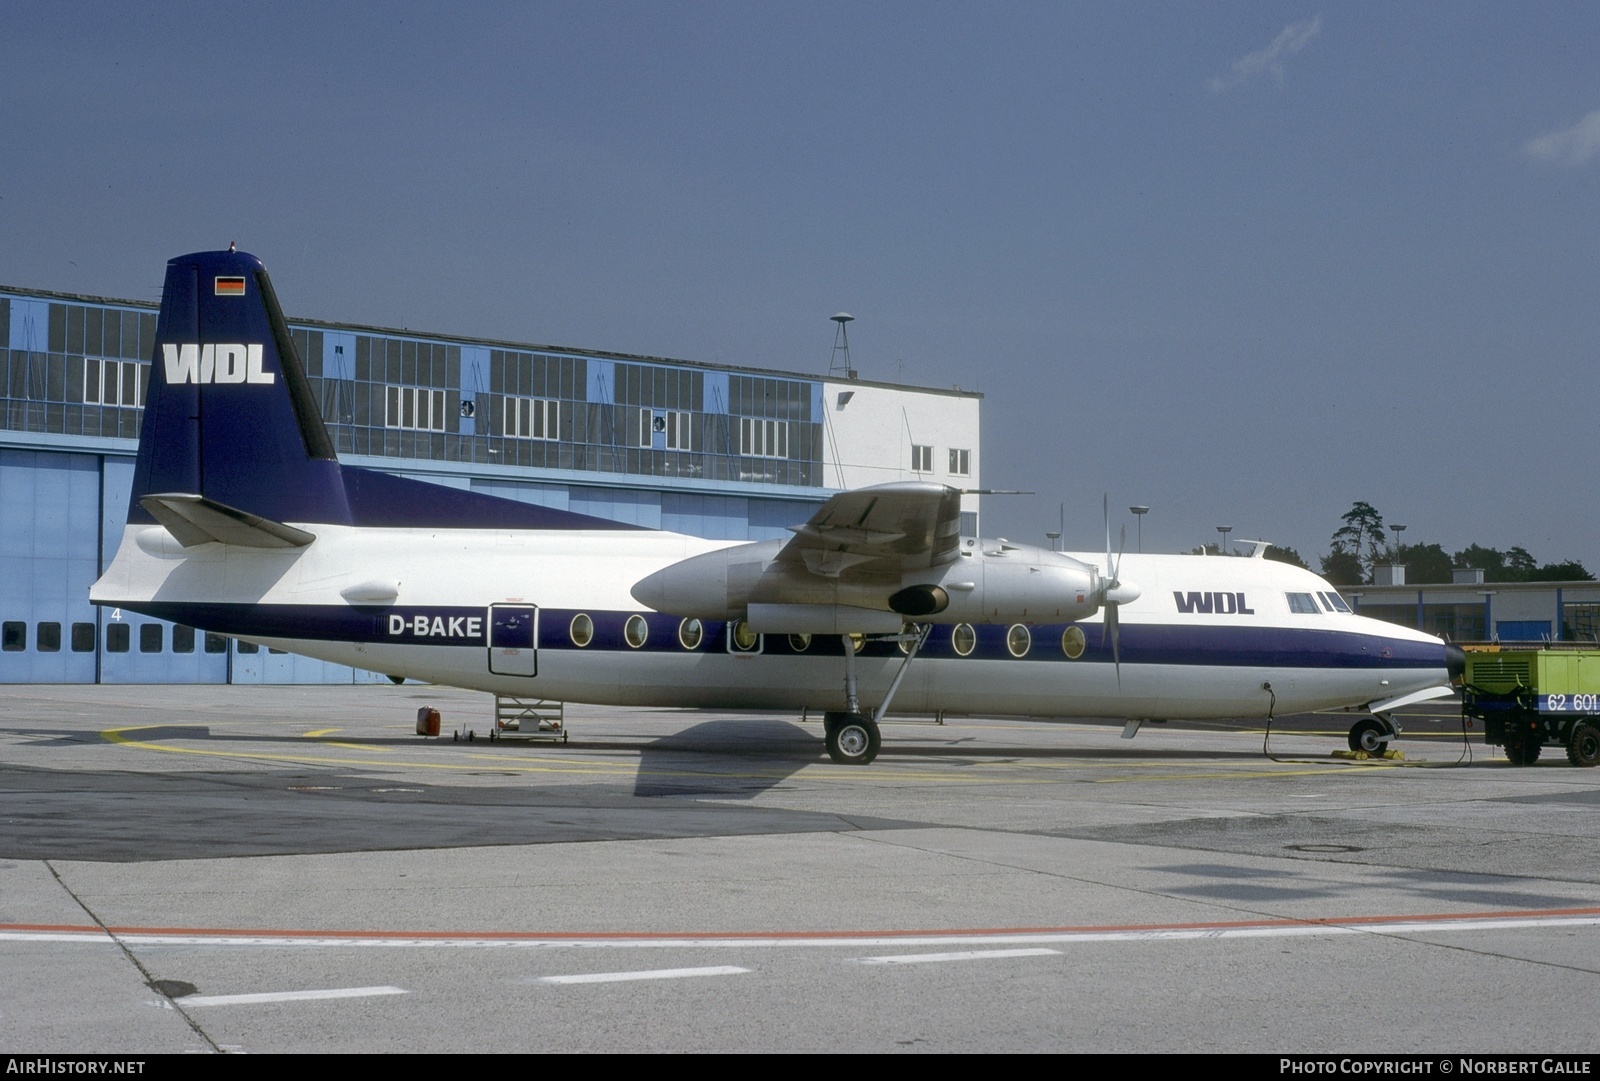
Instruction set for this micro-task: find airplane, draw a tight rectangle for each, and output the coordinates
[90,248,1464,765]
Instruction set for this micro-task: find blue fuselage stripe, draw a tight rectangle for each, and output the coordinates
[111,602,1447,671]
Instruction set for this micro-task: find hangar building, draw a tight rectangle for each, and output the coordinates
[0,282,980,684]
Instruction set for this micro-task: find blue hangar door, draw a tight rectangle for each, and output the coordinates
[488,605,538,677]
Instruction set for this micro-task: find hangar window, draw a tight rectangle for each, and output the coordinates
[106,624,129,652]
[3,622,25,651]
[1061,625,1086,659]
[910,445,933,473]
[739,418,789,459]
[36,622,60,652]
[172,626,195,654]
[1006,624,1031,658]
[139,624,163,653]
[71,623,96,652]
[678,618,703,650]
[569,613,594,647]
[640,409,693,450]
[235,641,259,654]
[505,396,559,440]
[84,358,146,408]
[385,385,447,432]
[624,614,649,648]
[204,633,228,653]
[951,623,976,657]
[1286,593,1321,614]
[949,448,971,477]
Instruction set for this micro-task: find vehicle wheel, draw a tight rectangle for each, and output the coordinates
[1504,731,1542,766]
[1566,721,1600,767]
[825,713,880,765]
[1348,718,1389,756]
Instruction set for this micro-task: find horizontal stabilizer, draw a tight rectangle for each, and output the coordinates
[139,493,317,549]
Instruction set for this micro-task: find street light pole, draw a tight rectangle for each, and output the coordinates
[1216,525,1232,555]
[1129,506,1149,553]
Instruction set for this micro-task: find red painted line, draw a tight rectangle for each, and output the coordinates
[4,905,1599,942]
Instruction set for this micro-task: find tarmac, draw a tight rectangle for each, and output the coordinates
[1,683,1597,1053]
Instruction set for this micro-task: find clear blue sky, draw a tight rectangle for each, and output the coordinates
[4,2,1597,569]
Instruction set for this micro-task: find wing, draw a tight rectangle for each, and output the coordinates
[775,482,963,579]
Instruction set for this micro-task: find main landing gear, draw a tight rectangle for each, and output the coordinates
[823,711,881,765]
[821,626,929,765]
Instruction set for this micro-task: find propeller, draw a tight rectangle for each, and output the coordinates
[1098,495,1140,685]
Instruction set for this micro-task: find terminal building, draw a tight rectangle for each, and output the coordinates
[0,282,981,684]
[1345,570,1600,646]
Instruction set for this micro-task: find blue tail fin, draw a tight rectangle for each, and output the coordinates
[127,249,352,526]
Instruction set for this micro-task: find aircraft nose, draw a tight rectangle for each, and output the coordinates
[1445,643,1467,682]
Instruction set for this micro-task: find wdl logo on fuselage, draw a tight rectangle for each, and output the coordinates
[1173,591,1255,615]
[161,343,276,385]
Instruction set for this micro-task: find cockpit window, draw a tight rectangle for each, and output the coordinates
[1319,591,1351,613]
[1286,592,1321,614]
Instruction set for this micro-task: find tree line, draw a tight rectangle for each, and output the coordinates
[1316,501,1593,586]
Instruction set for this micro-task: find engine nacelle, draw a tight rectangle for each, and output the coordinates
[630,537,1111,628]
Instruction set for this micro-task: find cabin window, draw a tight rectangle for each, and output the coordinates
[951,623,976,657]
[569,613,594,648]
[788,633,811,652]
[1286,593,1321,614]
[1007,624,1031,658]
[675,618,703,650]
[897,622,919,655]
[730,619,760,652]
[1061,625,1086,659]
[624,614,649,649]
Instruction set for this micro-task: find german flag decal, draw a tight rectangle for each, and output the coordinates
[214,276,246,296]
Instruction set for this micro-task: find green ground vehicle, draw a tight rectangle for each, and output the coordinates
[1461,648,1600,766]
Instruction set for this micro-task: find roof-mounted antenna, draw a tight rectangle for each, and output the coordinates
[829,313,856,380]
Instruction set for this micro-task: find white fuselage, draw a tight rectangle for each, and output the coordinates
[92,521,1450,721]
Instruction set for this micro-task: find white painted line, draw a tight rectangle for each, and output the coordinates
[854,947,1062,965]
[4,912,1598,951]
[176,985,407,1007]
[537,965,750,985]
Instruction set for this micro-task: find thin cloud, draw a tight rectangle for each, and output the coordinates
[1524,108,1600,165]
[1209,16,1323,94]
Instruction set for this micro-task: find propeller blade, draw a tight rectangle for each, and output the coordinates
[1107,601,1121,687]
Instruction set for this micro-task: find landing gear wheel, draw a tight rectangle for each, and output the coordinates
[1566,721,1600,767]
[1504,731,1542,766]
[824,712,880,765]
[1348,718,1389,757]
